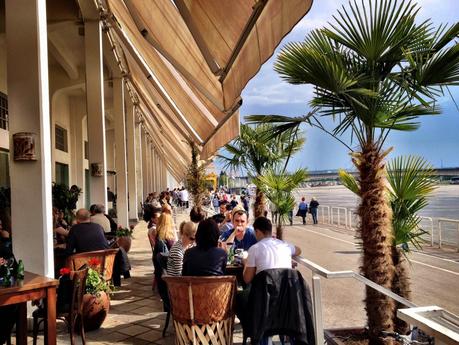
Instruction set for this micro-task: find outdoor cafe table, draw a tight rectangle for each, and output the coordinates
[0,271,59,345]
[225,264,245,286]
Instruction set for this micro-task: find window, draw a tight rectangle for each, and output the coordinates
[0,150,10,188]
[55,162,69,186]
[55,125,68,152]
[0,92,8,131]
[84,141,89,160]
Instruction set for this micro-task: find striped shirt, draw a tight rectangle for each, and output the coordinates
[166,239,184,276]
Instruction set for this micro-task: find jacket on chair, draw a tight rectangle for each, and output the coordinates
[243,268,315,345]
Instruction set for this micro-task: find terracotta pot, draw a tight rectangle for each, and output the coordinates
[117,236,132,253]
[82,291,110,331]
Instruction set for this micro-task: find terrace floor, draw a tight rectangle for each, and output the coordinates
[26,212,246,345]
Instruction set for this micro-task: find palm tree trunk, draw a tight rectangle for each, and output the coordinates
[254,188,266,219]
[391,246,411,335]
[276,217,283,241]
[355,143,395,345]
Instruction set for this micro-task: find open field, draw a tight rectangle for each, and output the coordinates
[292,185,459,244]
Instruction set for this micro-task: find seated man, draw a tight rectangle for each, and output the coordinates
[220,206,257,251]
[66,208,110,255]
[243,216,301,284]
[89,204,111,233]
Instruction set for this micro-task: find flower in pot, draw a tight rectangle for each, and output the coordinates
[82,258,113,331]
[115,226,134,253]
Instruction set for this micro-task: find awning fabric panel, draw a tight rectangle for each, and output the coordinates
[201,112,240,161]
[109,0,219,142]
[104,0,313,162]
[223,0,313,108]
[180,0,254,68]
[127,0,223,102]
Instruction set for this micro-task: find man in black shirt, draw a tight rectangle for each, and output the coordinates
[66,208,110,255]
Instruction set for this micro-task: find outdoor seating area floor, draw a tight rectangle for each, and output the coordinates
[18,215,246,344]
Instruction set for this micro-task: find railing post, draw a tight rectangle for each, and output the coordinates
[331,208,334,226]
[312,275,324,345]
[457,223,459,253]
[337,208,340,227]
[344,208,348,228]
[439,220,442,248]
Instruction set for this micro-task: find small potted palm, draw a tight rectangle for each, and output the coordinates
[115,226,134,253]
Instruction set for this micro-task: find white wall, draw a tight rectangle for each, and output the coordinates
[51,91,72,183]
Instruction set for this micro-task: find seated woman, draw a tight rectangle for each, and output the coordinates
[153,209,176,280]
[52,208,69,244]
[166,221,196,276]
[182,219,227,276]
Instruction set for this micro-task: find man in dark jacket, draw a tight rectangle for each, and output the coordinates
[66,208,110,255]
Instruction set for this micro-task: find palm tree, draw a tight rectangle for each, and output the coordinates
[186,142,207,208]
[218,123,304,218]
[339,156,436,333]
[247,1,459,343]
[253,168,308,240]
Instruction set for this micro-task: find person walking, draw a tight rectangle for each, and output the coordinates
[298,197,308,225]
[309,197,319,224]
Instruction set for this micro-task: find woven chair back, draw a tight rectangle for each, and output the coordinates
[164,275,236,324]
[67,249,118,280]
[69,266,89,318]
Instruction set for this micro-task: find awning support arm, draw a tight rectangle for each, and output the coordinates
[219,0,268,83]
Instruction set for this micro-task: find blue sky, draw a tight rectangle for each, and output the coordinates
[230,0,459,172]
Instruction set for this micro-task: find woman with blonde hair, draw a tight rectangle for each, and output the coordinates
[166,221,197,276]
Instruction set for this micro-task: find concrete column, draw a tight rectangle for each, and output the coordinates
[141,127,148,198]
[154,149,159,192]
[135,117,143,207]
[151,145,158,191]
[6,0,54,276]
[113,78,128,227]
[151,147,156,193]
[70,97,85,209]
[126,99,138,221]
[84,20,107,208]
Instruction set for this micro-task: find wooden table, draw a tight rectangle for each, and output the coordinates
[0,271,59,345]
[225,264,245,286]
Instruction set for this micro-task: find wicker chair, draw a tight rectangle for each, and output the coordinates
[66,249,118,280]
[33,267,89,345]
[163,276,237,345]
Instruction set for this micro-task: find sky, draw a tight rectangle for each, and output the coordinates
[224,0,459,173]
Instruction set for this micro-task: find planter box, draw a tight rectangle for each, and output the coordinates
[324,327,368,345]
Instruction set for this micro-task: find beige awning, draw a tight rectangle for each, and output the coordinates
[101,0,313,173]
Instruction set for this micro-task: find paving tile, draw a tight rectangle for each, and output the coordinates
[136,329,164,342]
[95,331,131,342]
[117,324,151,337]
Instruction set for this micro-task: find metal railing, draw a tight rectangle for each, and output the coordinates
[293,256,417,345]
[318,205,459,250]
[330,207,348,228]
[419,216,434,247]
[438,218,459,252]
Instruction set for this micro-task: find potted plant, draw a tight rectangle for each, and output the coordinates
[81,258,113,331]
[52,184,81,225]
[115,226,134,253]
